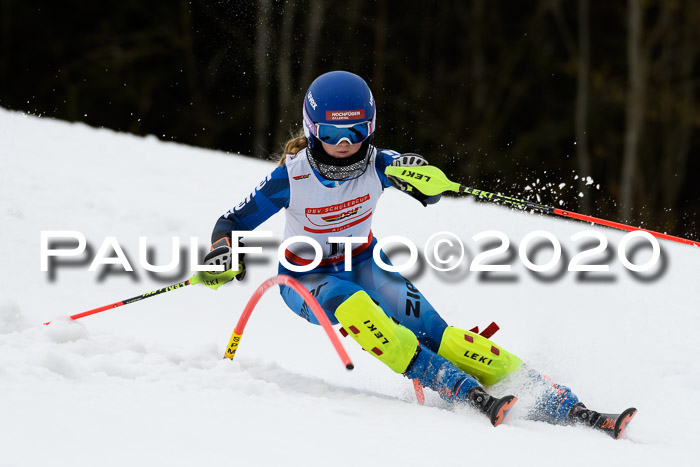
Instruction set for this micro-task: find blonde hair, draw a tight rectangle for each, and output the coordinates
[278,129,307,166]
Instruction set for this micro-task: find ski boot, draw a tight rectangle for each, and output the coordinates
[569,402,637,439]
[467,387,518,427]
[404,344,517,427]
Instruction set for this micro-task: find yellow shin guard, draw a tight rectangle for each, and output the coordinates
[335,291,418,373]
[437,327,522,386]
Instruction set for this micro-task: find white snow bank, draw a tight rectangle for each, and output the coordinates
[1,108,699,466]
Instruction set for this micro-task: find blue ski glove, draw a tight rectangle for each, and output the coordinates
[386,153,442,206]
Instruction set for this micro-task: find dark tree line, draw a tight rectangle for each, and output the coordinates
[1,0,698,239]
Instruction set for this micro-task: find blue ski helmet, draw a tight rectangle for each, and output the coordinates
[302,71,376,181]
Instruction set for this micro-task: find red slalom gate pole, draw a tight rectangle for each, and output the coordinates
[43,275,200,325]
[223,274,354,370]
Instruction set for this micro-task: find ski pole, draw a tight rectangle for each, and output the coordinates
[224,274,354,370]
[385,165,700,248]
[42,274,202,325]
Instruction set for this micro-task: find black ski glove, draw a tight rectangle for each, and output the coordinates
[201,236,246,289]
[386,153,442,206]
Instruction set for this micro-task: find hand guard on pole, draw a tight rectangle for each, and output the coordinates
[199,236,246,290]
[387,153,442,206]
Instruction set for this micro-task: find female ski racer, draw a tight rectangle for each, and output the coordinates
[201,71,635,435]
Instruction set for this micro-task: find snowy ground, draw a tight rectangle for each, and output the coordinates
[1,108,698,466]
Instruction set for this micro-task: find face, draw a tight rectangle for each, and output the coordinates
[321,141,363,159]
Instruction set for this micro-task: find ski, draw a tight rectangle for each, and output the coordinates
[489,395,518,427]
[591,407,637,439]
[572,404,638,439]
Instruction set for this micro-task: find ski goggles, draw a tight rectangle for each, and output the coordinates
[314,120,373,145]
[303,105,375,145]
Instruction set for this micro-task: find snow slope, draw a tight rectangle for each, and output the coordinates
[1,108,698,466]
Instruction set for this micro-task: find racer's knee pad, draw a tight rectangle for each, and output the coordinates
[437,327,522,386]
[335,291,418,373]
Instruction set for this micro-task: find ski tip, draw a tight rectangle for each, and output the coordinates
[491,395,518,427]
[614,407,637,439]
